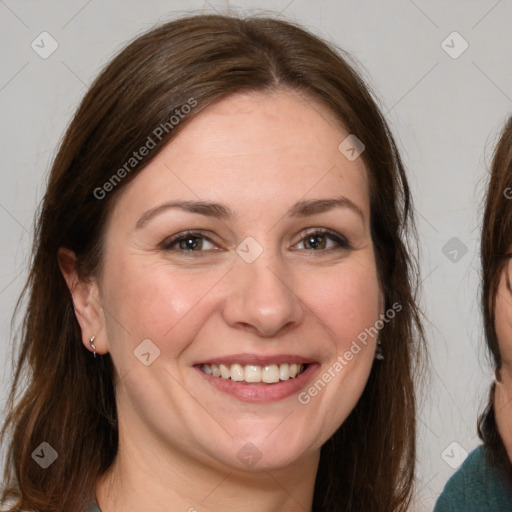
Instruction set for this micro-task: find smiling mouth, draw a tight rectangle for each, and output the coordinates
[200,363,307,384]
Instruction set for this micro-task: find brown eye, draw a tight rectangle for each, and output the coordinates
[292,229,351,251]
[178,236,203,250]
[161,232,216,252]
[303,234,327,250]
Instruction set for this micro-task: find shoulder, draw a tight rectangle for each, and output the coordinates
[434,445,512,512]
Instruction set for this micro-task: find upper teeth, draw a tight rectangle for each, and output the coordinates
[201,363,305,383]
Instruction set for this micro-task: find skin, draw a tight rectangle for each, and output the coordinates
[59,90,384,512]
[494,256,512,463]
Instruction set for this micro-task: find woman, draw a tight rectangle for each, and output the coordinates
[434,118,512,511]
[0,14,424,512]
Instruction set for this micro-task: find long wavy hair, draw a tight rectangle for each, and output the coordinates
[1,13,425,512]
[478,116,512,482]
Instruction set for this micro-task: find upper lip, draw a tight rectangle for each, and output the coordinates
[195,353,317,366]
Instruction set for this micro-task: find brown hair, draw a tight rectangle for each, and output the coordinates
[478,116,512,479]
[1,14,425,512]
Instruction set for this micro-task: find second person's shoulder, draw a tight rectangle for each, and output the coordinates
[433,445,512,512]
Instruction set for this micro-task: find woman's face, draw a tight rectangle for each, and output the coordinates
[89,90,383,472]
[494,257,512,461]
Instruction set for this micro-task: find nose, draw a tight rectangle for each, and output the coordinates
[221,252,305,338]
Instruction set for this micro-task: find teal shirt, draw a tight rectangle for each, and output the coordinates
[84,498,101,512]
[434,445,512,512]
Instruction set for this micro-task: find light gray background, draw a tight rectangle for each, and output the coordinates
[1,1,511,510]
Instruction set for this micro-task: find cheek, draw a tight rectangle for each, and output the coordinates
[300,260,382,349]
[495,380,512,463]
[100,249,381,368]
[101,257,226,350]
[291,261,381,442]
[495,276,512,369]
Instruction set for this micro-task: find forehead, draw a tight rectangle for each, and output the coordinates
[111,90,370,223]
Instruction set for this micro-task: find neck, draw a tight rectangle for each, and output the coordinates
[95,419,319,512]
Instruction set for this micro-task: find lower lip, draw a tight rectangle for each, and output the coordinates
[195,364,319,403]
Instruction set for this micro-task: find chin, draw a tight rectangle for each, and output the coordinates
[199,429,319,473]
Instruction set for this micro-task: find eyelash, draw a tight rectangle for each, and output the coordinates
[294,228,352,251]
[160,230,217,252]
[160,228,352,253]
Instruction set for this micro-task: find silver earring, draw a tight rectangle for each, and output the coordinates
[375,341,384,361]
[89,336,97,358]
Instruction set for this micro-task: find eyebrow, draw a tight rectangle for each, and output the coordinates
[289,197,365,223]
[135,201,233,229]
[135,196,365,229]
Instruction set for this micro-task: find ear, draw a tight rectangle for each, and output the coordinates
[57,247,107,355]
